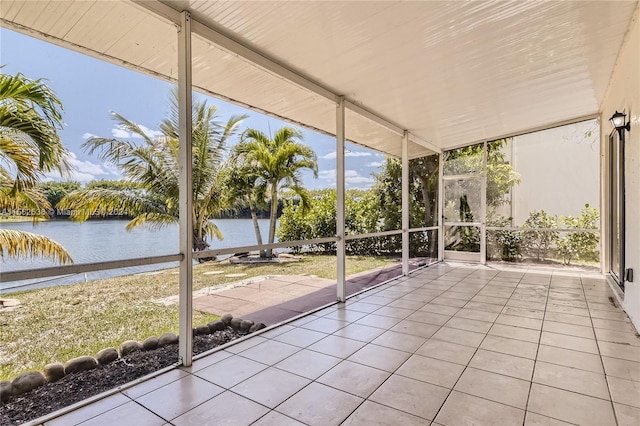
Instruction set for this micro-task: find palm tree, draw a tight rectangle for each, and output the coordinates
[232,127,317,257]
[0,70,72,263]
[59,90,247,254]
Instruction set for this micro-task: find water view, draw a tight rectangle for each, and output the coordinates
[0,219,271,293]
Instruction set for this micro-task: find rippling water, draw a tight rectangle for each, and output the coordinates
[0,219,272,293]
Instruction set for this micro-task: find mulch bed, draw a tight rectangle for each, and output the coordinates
[0,328,242,426]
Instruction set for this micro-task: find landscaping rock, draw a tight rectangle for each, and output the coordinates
[12,372,46,395]
[195,325,210,336]
[96,348,119,365]
[239,319,254,334]
[43,363,65,383]
[64,356,98,375]
[158,332,178,346]
[119,340,143,356]
[0,381,12,402]
[249,322,267,333]
[142,337,159,351]
[229,318,242,330]
[207,320,225,332]
[220,313,233,325]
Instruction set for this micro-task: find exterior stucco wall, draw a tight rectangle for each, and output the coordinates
[601,6,640,332]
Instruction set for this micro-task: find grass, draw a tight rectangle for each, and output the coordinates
[0,254,389,381]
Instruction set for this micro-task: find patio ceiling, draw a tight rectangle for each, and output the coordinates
[1,1,637,158]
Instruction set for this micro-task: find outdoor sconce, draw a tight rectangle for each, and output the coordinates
[610,111,631,135]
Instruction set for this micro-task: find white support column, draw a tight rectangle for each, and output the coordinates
[402,131,410,275]
[178,10,193,367]
[480,141,487,265]
[336,97,346,302]
[438,153,444,261]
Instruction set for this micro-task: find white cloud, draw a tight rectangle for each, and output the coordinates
[110,124,163,140]
[318,169,374,189]
[321,150,373,160]
[366,161,384,168]
[44,152,118,183]
[82,132,98,140]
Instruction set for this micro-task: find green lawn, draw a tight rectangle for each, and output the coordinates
[0,254,389,380]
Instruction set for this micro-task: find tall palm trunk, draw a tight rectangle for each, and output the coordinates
[266,184,278,258]
[249,199,266,257]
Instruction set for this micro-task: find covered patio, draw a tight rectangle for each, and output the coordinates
[1,0,639,424]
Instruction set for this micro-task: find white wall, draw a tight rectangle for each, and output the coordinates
[601,6,640,332]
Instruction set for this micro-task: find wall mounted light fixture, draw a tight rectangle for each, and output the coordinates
[610,110,631,134]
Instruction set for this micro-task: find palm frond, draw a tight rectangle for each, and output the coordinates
[0,228,72,264]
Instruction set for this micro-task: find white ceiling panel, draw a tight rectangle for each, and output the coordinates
[1,0,637,157]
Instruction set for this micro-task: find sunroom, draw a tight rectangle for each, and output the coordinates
[1,1,639,425]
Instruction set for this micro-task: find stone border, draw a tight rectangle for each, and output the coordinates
[0,313,264,403]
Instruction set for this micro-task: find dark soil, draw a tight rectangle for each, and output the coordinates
[0,328,242,426]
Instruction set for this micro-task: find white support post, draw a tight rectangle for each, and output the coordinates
[178,10,193,367]
[402,131,410,275]
[480,141,487,265]
[438,153,444,261]
[336,97,346,302]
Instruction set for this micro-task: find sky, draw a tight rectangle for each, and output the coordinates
[1,28,385,190]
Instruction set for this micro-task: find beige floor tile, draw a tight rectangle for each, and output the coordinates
[373,305,415,319]
[595,327,640,347]
[387,299,426,310]
[308,335,366,358]
[396,354,465,388]
[300,317,348,333]
[540,331,599,354]
[465,301,504,313]
[435,391,525,426]
[416,338,477,365]
[455,308,500,322]
[240,340,300,365]
[259,324,296,339]
[542,321,595,339]
[135,375,223,420]
[431,326,486,348]
[347,343,411,372]
[123,369,188,399]
[419,303,460,316]
[527,383,616,425]
[78,401,165,426]
[317,360,390,398]
[225,336,269,354]
[194,355,267,388]
[469,349,534,380]
[276,382,363,426]
[252,411,306,426]
[343,301,382,313]
[533,361,609,399]
[172,391,269,426]
[536,345,604,374]
[546,304,590,317]
[507,299,547,311]
[431,296,468,308]
[322,309,367,323]
[358,295,396,306]
[592,317,637,332]
[455,367,530,409]
[342,400,429,426]
[501,306,545,320]
[231,367,310,408]
[471,295,509,306]
[369,374,449,420]
[496,314,543,330]
[614,403,640,426]
[45,393,130,426]
[599,341,640,362]
[370,330,429,353]
[489,323,541,343]
[445,316,493,333]
[272,327,328,348]
[407,310,452,326]
[602,356,640,382]
[333,323,387,342]
[524,412,574,426]
[389,319,440,338]
[274,348,341,379]
[608,376,640,408]
[480,335,538,359]
[355,313,402,329]
[589,309,630,322]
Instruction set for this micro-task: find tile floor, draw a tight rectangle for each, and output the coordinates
[43,263,640,426]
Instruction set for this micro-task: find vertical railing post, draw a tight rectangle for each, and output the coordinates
[336,97,346,302]
[438,152,444,262]
[402,131,409,275]
[178,10,193,367]
[480,141,487,265]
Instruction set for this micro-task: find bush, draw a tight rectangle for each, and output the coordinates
[522,210,558,261]
[555,204,599,265]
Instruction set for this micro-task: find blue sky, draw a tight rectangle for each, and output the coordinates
[1,28,385,190]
